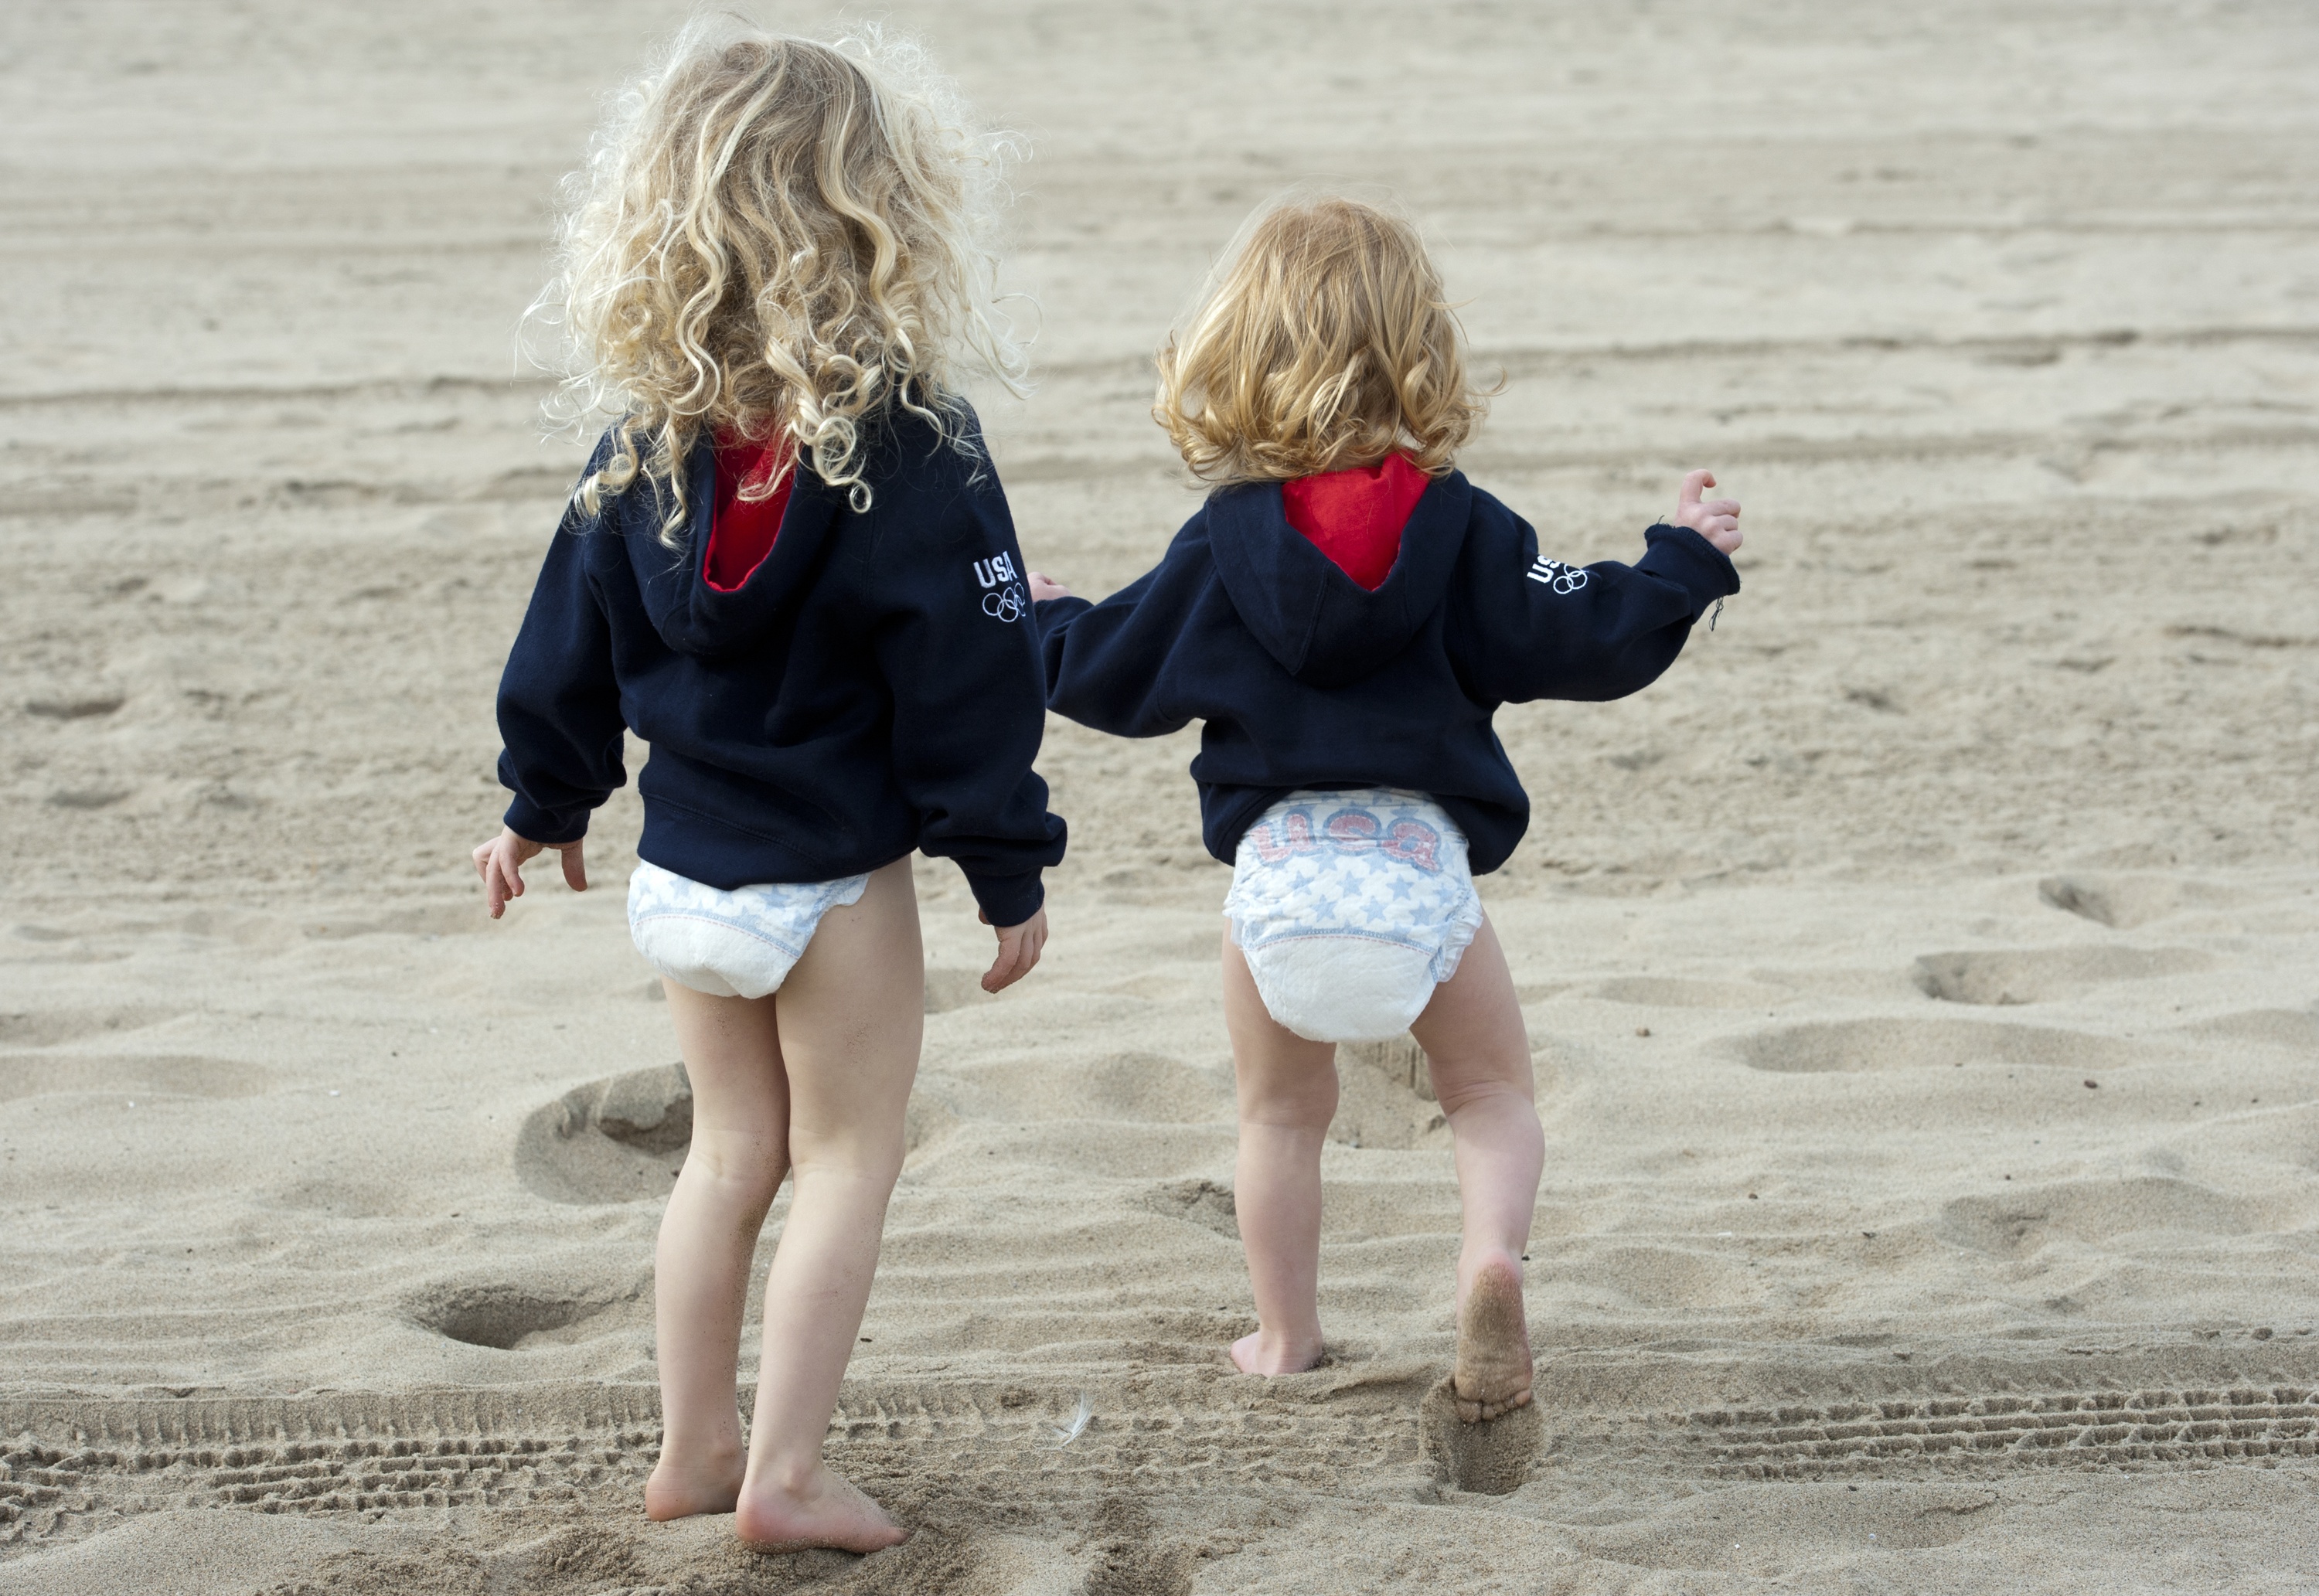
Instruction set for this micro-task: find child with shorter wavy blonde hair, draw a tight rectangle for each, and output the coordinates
[1154,196,1483,485]
[1034,194,1744,1421]
[475,19,1063,1552]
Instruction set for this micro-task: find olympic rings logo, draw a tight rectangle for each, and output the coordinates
[1526,557,1589,595]
[972,552,1030,623]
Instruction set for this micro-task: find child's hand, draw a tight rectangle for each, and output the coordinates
[1673,470,1742,554]
[472,827,587,919]
[1027,571,1072,602]
[977,905,1048,992]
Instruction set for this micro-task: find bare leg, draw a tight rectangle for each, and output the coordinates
[1410,916,1544,1422]
[646,982,792,1520]
[734,857,922,1553]
[1221,933,1338,1376]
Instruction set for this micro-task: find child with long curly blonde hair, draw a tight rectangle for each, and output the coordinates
[473,20,1061,1551]
[1032,195,1743,1422]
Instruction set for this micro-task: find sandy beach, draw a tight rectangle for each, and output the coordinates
[5,1,2319,1590]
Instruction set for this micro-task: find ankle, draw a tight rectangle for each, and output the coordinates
[656,1428,744,1468]
[1459,1247,1524,1292]
[1244,1323,1325,1372]
[747,1453,828,1500]
[659,1438,737,1475]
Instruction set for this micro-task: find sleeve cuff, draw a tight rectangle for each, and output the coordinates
[1640,523,1742,612]
[1033,594,1093,638]
[502,796,589,846]
[962,868,1045,928]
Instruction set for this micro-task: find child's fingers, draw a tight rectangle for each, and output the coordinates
[1702,499,1740,518]
[981,936,1022,993]
[984,924,1047,992]
[559,842,588,893]
[1679,468,1715,508]
[485,853,516,917]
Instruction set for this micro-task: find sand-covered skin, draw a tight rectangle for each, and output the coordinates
[5,2,2319,1591]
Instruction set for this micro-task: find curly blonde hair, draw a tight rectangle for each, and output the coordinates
[533,18,1028,541]
[1153,196,1488,485]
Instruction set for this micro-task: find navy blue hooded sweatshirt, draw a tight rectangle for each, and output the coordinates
[1034,470,1739,873]
[495,404,1064,927]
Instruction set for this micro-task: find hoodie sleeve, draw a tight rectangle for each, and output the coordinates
[870,471,1067,928]
[1034,532,1207,739]
[495,499,628,844]
[1452,516,1741,706]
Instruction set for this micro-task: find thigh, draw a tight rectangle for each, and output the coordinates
[1222,931,1339,1127]
[1408,917,1534,1111]
[662,981,791,1172]
[770,858,925,1169]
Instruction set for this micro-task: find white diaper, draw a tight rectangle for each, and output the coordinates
[627,861,868,999]
[1224,789,1484,1044]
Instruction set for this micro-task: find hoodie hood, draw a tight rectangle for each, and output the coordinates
[1205,468,1473,688]
[616,437,845,662]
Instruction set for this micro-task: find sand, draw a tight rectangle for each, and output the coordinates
[5,0,2319,1590]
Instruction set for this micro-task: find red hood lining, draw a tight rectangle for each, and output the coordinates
[704,436,796,593]
[1279,451,1431,591]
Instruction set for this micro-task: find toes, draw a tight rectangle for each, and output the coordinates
[1453,1386,1536,1424]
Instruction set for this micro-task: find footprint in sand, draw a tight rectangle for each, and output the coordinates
[514,1063,695,1204]
[0,1005,179,1049]
[516,1061,959,1202]
[0,1053,271,1102]
[1938,1174,2267,1257]
[1735,1016,2142,1074]
[2038,873,2246,930]
[1912,945,2210,1006]
[1145,1177,1240,1240]
[404,1276,646,1349]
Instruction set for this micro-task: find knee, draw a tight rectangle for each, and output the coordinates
[680,1129,786,1210]
[1238,1070,1339,1131]
[785,1123,908,1189]
[1432,1072,1538,1124]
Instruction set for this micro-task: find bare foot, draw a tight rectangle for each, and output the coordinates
[645,1445,744,1522]
[733,1462,906,1553]
[1453,1255,1534,1423]
[1231,1327,1324,1375]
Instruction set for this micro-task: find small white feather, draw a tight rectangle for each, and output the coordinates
[1051,1392,1092,1447]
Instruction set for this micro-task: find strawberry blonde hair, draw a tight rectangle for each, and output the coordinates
[1153,195,1488,485]
[533,18,1027,542]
